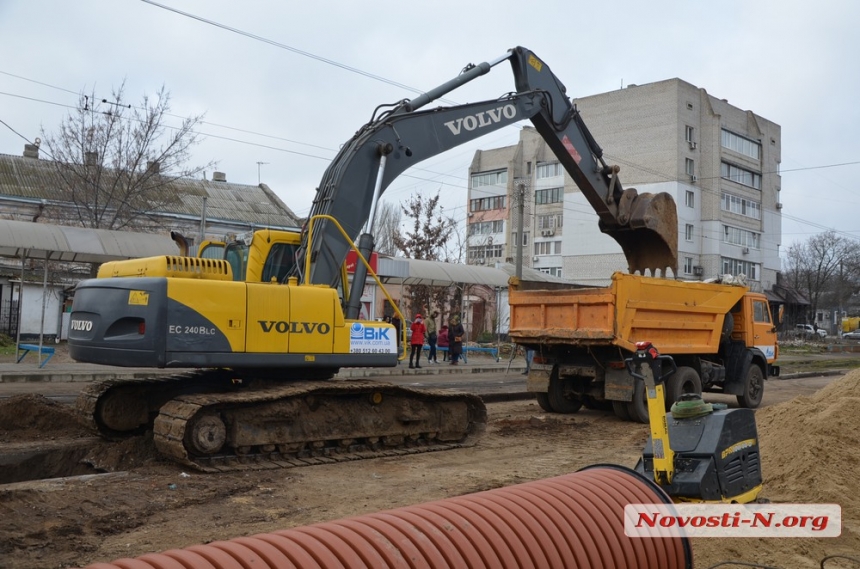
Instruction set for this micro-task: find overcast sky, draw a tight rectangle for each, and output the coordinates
[1,0,858,258]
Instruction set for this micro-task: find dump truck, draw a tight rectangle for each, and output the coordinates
[509,272,779,422]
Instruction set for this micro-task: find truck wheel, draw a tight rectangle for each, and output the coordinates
[737,364,764,408]
[626,379,649,423]
[548,377,583,414]
[665,366,702,410]
[535,393,553,412]
[612,400,631,421]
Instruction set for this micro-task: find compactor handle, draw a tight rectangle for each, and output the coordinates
[625,341,677,386]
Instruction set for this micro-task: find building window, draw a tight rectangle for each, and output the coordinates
[537,213,563,229]
[685,190,695,208]
[470,195,506,212]
[721,129,761,160]
[721,162,761,190]
[534,240,562,256]
[536,162,562,179]
[468,244,503,260]
[721,192,761,220]
[539,267,563,277]
[685,158,695,176]
[471,170,508,187]
[721,257,759,281]
[723,225,761,249]
[685,224,694,241]
[535,187,563,205]
[684,257,693,275]
[468,220,505,236]
[685,125,694,142]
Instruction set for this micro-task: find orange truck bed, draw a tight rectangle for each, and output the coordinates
[508,272,748,354]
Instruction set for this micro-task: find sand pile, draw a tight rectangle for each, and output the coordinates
[693,371,860,568]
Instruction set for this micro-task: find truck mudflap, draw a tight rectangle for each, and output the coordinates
[525,364,552,393]
[603,365,635,402]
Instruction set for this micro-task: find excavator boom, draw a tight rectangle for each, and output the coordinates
[301,46,678,316]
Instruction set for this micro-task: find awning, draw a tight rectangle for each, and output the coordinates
[0,219,178,263]
[381,257,569,287]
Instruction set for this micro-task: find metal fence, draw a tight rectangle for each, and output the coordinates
[0,299,18,338]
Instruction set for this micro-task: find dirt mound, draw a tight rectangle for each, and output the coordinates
[0,394,92,441]
[760,373,860,507]
[693,371,860,568]
[84,433,165,471]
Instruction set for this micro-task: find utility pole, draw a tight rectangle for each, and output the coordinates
[513,180,529,279]
[256,161,269,184]
[516,183,525,279]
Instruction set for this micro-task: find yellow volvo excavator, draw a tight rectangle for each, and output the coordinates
[68,46,679,471]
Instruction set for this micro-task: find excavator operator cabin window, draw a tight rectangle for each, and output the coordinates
[262,243,299,283]
[224,243,248,282]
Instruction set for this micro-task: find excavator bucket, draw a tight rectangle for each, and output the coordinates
[603,192,678,277]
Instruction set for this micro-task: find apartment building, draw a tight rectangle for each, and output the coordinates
[466,78,782,290]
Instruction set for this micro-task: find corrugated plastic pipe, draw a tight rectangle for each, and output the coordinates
[78,464,692,569]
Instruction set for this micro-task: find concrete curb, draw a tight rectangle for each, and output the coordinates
[772,369,848,381]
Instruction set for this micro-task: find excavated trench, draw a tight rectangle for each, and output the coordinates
[0,394,118,484]
[0,438,104,484]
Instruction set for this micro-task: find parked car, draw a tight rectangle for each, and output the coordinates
[795,324,827,339]
[842,330,860,340]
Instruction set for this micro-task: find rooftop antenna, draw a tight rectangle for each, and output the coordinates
[256,161,269,184]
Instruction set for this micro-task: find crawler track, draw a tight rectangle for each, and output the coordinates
[75,370,229,438]
[77,373,487,472]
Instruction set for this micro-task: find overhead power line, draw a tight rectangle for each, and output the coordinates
[139,0,450,102]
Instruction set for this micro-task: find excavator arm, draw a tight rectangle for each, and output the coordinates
[298,46,678,318]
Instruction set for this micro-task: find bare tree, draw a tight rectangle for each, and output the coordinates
[784,231,860,323]
[394,191,454,317]
[40,81,214,230]
[372,201,402,256]
[443,215,468,265]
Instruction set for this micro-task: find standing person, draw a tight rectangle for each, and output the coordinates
[437,325,450,362]
[522,348,535,375]
[448,315,465,366]
[425,308,439,364]
[409,314,426,369]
